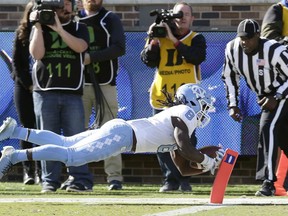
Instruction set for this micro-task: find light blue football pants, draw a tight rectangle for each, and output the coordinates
[10,119,134,167]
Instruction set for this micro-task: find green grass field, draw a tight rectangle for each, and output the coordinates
[0,183,287,216]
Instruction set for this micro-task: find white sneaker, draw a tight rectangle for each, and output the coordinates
[0,146,15,179]
[0,117,17,141]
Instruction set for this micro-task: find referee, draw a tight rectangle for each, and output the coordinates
[222,19,288,197]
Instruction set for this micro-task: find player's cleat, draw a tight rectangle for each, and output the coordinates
[108,180,122,190]
[255,180,275,196]
[0,117,17,141]
[41,183,58,193]
[66,183,93,192]
[0,146,15,179]
[179,182,192,192]
[23,172,35,185]
[159,182,179,192]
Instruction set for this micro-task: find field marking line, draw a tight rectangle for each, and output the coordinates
[0,197,285,216]
[0,197,286,205]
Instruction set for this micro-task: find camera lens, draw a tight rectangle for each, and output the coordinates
[41,12,52,21]
[39,10,55,25]
[156,28,166,35]
[152,26,167,38]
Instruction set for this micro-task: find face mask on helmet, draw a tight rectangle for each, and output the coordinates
[175,84,215,128]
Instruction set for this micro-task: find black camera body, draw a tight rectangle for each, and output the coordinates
[150,9,183,38]
[35,0,64,25]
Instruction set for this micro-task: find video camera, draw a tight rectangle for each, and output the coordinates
[34,0,64,25]
[149,9,183,38]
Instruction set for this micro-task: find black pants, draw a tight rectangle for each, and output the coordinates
[256,99,288,182]
[154,109,197,185]
[14,82,39,174]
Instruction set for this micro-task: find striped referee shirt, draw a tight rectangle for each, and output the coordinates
[222,37,288,107]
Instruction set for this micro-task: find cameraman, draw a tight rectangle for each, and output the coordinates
[29,0,93,193]
[141,2,206,192]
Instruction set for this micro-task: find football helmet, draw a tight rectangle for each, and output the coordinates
[175,83,214,128]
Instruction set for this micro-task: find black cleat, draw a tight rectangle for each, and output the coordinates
[255,180,275,196]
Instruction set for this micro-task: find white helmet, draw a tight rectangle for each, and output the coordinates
[175,83,214,128]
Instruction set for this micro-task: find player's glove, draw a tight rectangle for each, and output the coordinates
[201,154,217,175]
[215,148,225,168]
[200,148,225,175]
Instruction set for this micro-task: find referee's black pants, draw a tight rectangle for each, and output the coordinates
[256,99,288,182]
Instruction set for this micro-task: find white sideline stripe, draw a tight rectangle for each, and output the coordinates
[143,205,226,216]
[0,197,286,205]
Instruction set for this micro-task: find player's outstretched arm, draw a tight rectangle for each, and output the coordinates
[171,150,205,176]
[171,147,225,176]
[171,116,224,175]
[171,116,204,162]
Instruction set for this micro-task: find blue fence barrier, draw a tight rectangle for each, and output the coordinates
[0,31,260,155]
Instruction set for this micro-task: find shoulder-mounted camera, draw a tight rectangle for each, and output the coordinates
[34,0,64,25]
[149,9,183,38]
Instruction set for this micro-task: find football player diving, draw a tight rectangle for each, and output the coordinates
[0,83,224,179]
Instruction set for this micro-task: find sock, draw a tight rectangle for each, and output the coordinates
[11,127,65,146]
[11,127,29,141]
[11,145,68,165]
[11,149,28,165]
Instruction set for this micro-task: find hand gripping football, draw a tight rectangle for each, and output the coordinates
[190,145,221,172]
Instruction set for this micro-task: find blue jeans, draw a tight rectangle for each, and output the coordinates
[33,91,93,189]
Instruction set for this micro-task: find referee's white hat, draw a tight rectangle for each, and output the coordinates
[237,19,260,38]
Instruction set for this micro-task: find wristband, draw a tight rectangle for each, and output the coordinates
[200,154,210,165]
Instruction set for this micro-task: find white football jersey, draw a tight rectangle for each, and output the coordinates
[127,105,198,153]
